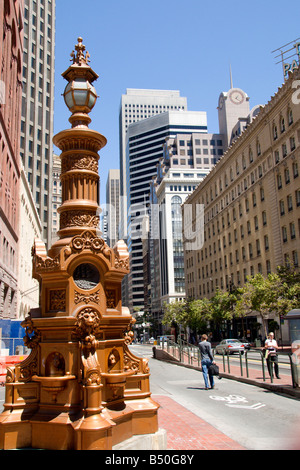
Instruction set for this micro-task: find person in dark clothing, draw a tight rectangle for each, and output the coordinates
[199,334,216,389]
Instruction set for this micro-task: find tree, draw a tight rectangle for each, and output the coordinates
[207,289,242,338]
[234,271,297,336]
[187,298,211,333]
[162,299,189,337]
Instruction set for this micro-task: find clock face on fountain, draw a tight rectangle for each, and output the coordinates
[228,89,245,105]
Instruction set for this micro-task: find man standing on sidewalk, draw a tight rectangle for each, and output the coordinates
[199,334,216,390]
[265,332,281,379]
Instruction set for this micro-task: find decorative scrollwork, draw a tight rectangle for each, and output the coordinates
[34,254,60,272]
[60,211,99,230]
[49,289,66,311]
[70,230,111,259]
[61,154,98,173]
[74,289,100,305]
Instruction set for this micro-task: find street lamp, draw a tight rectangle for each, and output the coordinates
[62,37,99,128]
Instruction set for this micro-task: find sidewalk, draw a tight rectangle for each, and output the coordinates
[154,394,245,450]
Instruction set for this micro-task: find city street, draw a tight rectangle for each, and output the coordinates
[131,344,300,450]
[0,344,299,450]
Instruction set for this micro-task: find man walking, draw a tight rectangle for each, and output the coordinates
[199,334,216,390]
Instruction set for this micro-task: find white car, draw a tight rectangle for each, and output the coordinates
[215,339,245,355]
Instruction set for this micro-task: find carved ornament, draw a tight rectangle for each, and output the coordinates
[49,289,66,311]
[60,211,99,230]
[70,230,111,258]
[74,289,100,305]
[61,154,98,173]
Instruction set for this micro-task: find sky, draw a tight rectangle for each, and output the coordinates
[53,0,300,204]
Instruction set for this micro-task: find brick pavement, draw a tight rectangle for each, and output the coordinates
[154,394,245,450]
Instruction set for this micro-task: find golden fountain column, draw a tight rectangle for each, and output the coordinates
[0,38,160,450]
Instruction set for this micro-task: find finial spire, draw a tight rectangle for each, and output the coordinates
[230,64,233,89]
[70,37,91,66]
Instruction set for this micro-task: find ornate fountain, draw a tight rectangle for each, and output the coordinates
[0,38,160,450]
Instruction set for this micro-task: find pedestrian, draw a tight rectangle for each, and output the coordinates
[199,334,216,390]
[264,332,280,379]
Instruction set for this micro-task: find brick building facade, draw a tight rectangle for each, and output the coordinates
[0,0,23,329]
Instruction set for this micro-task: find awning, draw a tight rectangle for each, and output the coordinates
[285,309,300,319]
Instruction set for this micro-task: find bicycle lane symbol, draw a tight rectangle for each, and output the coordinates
[209,394,266,410]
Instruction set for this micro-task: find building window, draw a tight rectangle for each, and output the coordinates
[296,189,300,207]
[282,143,287,157]
[287,194,293,211]
[262,211,267,226]
[277,174,282,189]
[285,168,290,184]
[290,222,296,239]
[264,235,269,251]
[256,142,261,157]
[282,226,287,243]
[292,250,298,267]
[290,136,296,151]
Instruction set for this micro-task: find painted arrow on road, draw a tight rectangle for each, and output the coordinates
[226,402,266,409]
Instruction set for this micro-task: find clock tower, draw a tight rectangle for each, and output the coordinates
[218,87,250,149]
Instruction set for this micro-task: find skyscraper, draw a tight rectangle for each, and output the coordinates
[119,88,188,239]
[20,0,55,247]
[105,169,120,248]
[51,153,61,244]
[125,110,208,312]
[147,131,224,325]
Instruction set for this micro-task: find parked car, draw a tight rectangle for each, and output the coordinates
[215,339,245,355]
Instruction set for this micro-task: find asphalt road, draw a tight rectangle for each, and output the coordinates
[131,344,300,450]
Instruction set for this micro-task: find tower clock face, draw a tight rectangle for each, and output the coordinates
[229,89,245,104]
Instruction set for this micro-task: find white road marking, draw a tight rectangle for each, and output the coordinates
[209,394,266,410]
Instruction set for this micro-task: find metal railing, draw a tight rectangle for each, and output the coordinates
[0,337,26,356]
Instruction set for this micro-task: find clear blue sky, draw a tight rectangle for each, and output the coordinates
[53,0,300,205]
